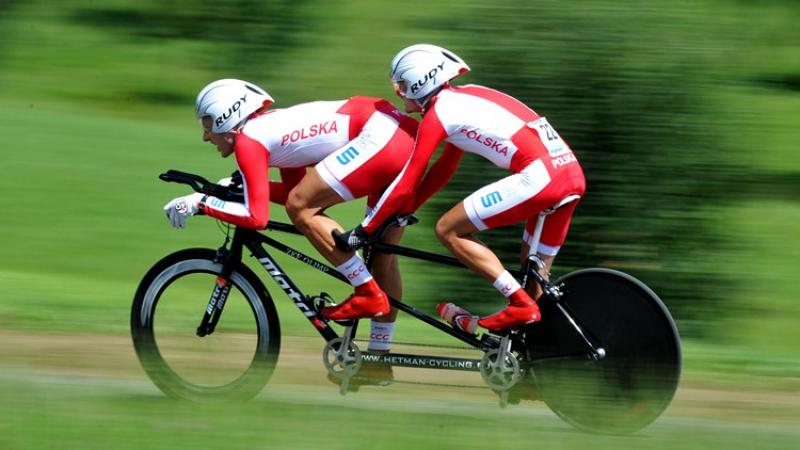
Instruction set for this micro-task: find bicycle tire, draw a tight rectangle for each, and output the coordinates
[523,268,681,433]
[131,248,281,401]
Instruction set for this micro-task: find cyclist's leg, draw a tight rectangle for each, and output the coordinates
[306,111,415,321]
[438,163,568,330]
[435,202,540,331]
[286,168,391,320]
[519,202,576,298]
[367,224,402,357]
[440,163,553,281]
[519,244,554,300]
[358,191,403,354]
[519,185,581,298]
[287,107,411,263]
[370,226,403,322]
[285,169,350,265]
[435,204,505,282]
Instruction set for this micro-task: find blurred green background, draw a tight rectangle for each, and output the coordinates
[1,0,799,449]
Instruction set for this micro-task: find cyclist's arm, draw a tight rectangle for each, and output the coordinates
[202,133,270,229]
[405,143,463,212]
[268,167,307,205]
[361,113,448,234]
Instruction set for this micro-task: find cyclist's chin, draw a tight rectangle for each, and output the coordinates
[218,147,234,158]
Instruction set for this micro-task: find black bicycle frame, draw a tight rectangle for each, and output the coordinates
[266,223,494,350]
[201,219,604,370]
[204,221,498,357]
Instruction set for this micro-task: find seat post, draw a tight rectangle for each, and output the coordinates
[522,194,581,292]
[527,194,581,258]
[527,213,548,258]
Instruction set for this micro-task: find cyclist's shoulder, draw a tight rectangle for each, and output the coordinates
[434,84,536,123]
[243,100,344,132]
[444,84,526,107]
[283,99,348,116]
[340,95,400,115]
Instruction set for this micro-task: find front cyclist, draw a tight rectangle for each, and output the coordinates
[337,45,586,332]
[164,79,418,350]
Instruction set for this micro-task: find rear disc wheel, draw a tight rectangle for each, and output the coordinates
[524,268,681,433]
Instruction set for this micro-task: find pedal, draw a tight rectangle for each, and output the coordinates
[311,292,357,327]
[498,390,509,408]
[311,292,335,314]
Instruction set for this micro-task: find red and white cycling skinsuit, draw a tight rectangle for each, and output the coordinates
[202,96,418,229]
[362,85,586,256]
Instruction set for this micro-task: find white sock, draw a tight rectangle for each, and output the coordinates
[336,254,373,287]
[492,271,521,298]
[368,321,396,351]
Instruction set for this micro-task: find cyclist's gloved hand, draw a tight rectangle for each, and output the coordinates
[333,225,370,252]
[216,177,234,187]
[163,192,205,229]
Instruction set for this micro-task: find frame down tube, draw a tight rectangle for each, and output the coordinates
[244,230,339,341]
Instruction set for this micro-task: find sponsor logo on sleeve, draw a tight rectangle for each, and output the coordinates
[480,191,503,208]
[336,146,360,165]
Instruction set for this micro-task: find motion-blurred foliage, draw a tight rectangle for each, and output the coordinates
[0,0,798,349]
[418,1,739,336]
[383,0,800,342]
[70,0,310,83]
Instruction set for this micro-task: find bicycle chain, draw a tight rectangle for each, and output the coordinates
[351,337,481,351]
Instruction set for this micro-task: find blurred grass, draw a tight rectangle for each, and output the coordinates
[1,370,799,450]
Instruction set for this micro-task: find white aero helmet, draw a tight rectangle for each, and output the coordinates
[390,44,470,101]
[196,79,274,133]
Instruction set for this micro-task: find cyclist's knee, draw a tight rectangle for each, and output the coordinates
[434,217,454,245]
[285,191,308,222]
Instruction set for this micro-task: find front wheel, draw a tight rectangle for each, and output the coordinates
[131,248,280,401]
[523,268,681,433]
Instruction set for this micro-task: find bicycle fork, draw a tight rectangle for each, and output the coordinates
[196,276,232,337]
[196,245,237,337]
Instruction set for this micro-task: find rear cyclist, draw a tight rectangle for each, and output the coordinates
[163,79,418,351]
[337,45,586,332]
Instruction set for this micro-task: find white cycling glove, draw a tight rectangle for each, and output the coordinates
[163,192,205,229]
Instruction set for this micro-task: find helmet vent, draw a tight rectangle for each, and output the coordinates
[442,51,460,63]
[245,84,265,95]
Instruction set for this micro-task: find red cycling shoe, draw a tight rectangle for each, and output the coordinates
[321,280,390,321]
[478,290,541,331]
